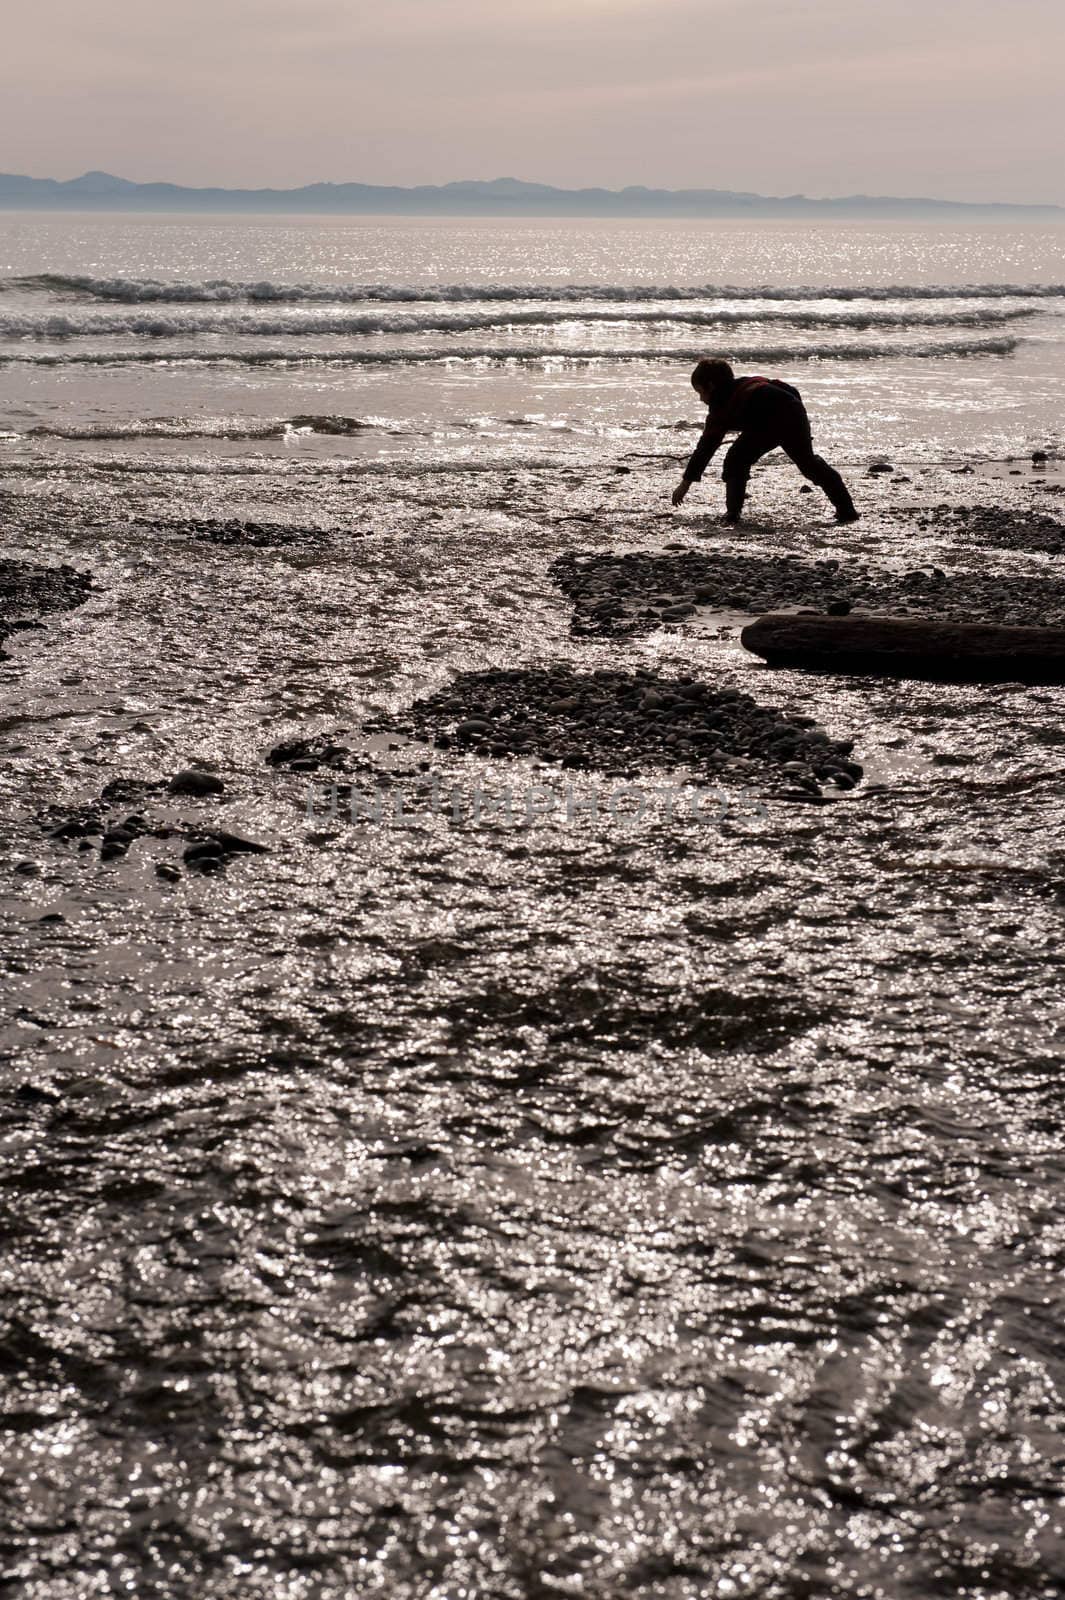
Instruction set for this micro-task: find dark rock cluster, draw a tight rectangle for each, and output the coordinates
[910,504,1065,556]
[0,558,93,659]
[43,777,172,862]
[40,775,268,877]
[267,734,353,773]
[131,517,365,548]
[551,548,1065,638]
[387,666,862,794]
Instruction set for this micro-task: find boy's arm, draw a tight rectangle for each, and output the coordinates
[671,417,726,504]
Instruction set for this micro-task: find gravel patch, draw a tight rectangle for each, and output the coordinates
[0,558,93,660]
[130,516,368,548]
[380,666,863,796]
[909,504,1065,555]
[552,548,1065,638]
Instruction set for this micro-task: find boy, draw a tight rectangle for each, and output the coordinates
[671,358,859,524]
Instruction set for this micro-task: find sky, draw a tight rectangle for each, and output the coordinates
[2,0,1063,204]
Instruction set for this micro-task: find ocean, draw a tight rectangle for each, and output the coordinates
[2,213,1065,1598]
[1,215,1063,464]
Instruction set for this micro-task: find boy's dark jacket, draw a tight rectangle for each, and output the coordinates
[683,375,802,482]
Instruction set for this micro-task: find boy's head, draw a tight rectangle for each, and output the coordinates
[691,358,734,404]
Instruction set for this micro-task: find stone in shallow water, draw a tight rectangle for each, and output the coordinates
[168,769,225,797]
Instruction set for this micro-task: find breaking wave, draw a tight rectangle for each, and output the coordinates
[20,414,375,440]
[0,306,1036,339]
[0,337,1024,368]
[9,274,1065,305]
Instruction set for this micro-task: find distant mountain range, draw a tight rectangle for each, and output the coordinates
[0,171,1061,218]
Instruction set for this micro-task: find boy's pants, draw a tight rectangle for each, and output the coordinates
[721,389,855,519]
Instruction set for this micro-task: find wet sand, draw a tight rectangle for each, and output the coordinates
[2,450,1065,1596]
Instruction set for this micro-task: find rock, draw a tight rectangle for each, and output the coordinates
[799,484,814,494]
[204,830,270,855]
[1032,450,1049,464]
[13,860,39,876]
[168,769,225,797]
[868,462,894,474]
[16,1082,61,1104]
[742,611,1065,683]
[155,863,182,882]
[660,603,696,620]
[267,734,350,769]
[455,719,493,737]
[182,843,225,872]
[827,599,851,616]
[50,819,99,841]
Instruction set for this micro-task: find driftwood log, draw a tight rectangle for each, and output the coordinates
[740,611,1065,682]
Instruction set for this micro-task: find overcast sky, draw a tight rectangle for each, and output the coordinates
[2,0,1063,203]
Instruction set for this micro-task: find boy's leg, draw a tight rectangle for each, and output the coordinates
[778,408,858,521]
[721,432,775,521]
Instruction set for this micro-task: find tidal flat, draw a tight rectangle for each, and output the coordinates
[2,444,1065,1596]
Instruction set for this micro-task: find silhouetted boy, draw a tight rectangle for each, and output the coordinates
[672,358,858,524]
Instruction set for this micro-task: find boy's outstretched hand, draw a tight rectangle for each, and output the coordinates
[671,480,690,507]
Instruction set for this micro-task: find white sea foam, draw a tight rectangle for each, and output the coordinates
[0,336,1024,368]
[0,306,1038,339]
[8,273,1065,305]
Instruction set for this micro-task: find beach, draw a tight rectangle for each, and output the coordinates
[2,214,1065,1596]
